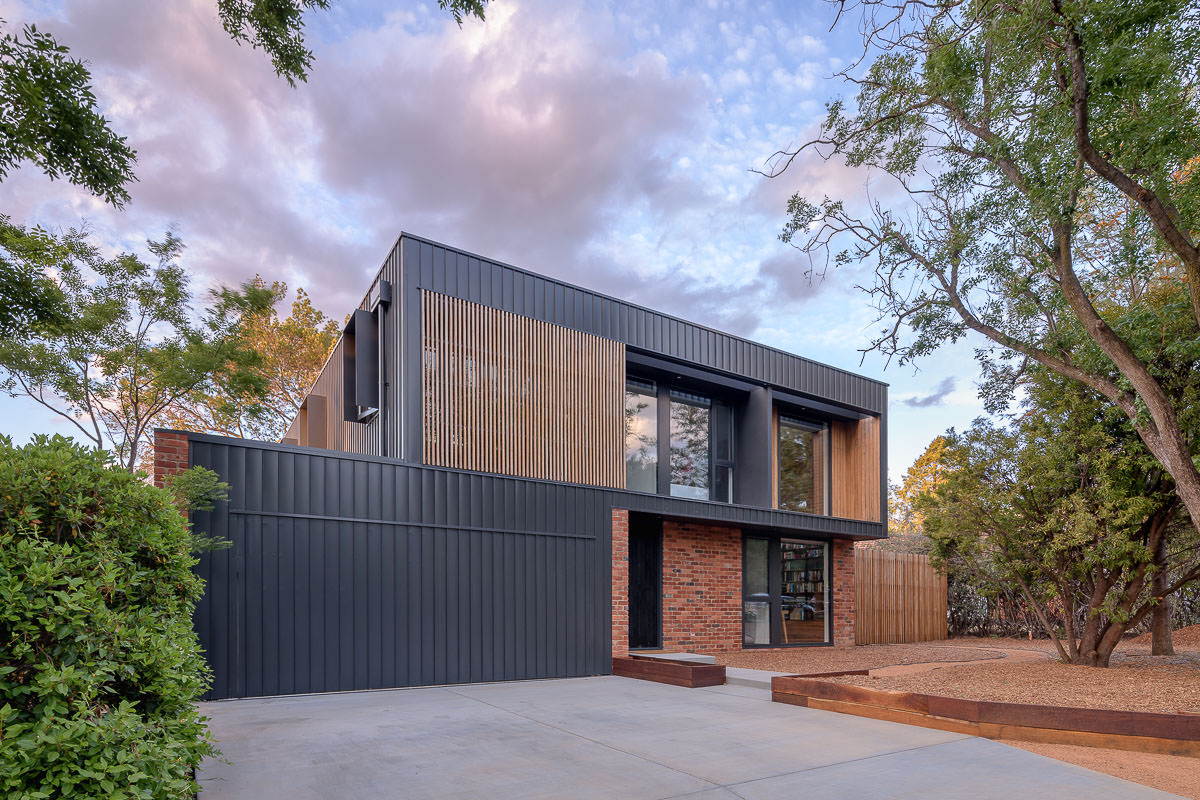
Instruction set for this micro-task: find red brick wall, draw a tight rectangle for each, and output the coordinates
[614,514,859,657]
[832,539,856,647]
[611,508,629,658]
[152,429,190,488]
[660,520,742,654]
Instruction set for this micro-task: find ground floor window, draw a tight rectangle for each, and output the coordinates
[742,536,829,646]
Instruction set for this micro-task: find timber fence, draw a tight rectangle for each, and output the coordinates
[855,548,948,644]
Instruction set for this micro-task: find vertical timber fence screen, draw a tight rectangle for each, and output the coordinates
[855,548,948,644]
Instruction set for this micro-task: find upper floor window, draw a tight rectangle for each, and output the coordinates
[669,390,710,499]
[624,378,658,493]
[623,377,733,503]
[778,416,828,514]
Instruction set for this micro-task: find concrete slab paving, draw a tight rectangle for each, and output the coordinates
[722,666,787,690]
[197,676,1181,800]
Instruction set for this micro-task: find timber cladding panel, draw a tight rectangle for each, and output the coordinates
[421,290,626,488]
[831,416,881,522]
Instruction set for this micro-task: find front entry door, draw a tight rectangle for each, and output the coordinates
[628,515,662,649]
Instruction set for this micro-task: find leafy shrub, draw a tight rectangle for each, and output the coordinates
[0,435,216,798]
[163,465,232,553]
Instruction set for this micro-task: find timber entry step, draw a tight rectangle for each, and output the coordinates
[772,675,1200,758]
[613,656,726,688]
[629,652,717,664]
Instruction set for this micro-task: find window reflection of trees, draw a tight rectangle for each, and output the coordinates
[779,421,817,512]
[671,401,710,496]
[624,386,657,492]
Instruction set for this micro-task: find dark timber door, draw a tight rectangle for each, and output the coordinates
[628,515,662,649]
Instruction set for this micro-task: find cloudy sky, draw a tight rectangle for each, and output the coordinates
[0,0,987,482]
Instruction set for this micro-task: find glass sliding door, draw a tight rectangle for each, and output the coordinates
[742,536,830,646]
[669,391,710,499]
[778,416,828,514]
[624,378,658,493]
[780,539,827,643]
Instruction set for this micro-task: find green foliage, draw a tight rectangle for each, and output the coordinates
[0,222,278,471]
[163,465,233,553]
[774,0,1200,541]
[0,20,136,207]
[920,364,1198,664]
[0,435,215,798]
[438,0,489,25]
[217,0,332,87]
[0,216,67,338]
[217,1,485,86]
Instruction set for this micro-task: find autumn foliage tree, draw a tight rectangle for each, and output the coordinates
[161,280,339,442]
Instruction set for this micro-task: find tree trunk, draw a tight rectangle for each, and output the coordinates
[1151,534,1175,656]
[1151,592,1174,655]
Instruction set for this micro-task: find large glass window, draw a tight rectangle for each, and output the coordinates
[780,539,827,643]
[742,536,830,646]
[778,416,828,514]
[669,391,710,499]
[742,538,771,645]
[624,378,658,493]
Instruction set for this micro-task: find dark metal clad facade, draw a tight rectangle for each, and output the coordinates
[188,432,882,699]
[398,235,886,415]
[190,434,612,700]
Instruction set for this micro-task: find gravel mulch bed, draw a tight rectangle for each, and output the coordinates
[713,643,1002,674]
[817,658,1200,714]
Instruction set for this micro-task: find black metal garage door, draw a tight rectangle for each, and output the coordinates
[187,434,613,699]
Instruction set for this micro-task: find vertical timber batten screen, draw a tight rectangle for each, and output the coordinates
[854,548,948,644]
[421,290,626,488]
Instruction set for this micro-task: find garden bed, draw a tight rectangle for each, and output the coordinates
[714,642,1004,674]
[771,675,1200,757]
[818,642,1200,715]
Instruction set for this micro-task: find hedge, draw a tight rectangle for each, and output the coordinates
[0,435,216,799]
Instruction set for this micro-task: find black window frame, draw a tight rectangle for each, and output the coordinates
[623,371,735,503]
[741,532,833,648]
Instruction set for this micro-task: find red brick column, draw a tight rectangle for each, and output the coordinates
[152,429,190,488]
[660,520,742,653]
[611,508,630,658]
[832,539,857,647]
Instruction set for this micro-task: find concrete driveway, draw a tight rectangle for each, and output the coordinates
[197,677,1179,799]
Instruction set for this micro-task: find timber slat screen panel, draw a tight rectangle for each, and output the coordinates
[855,548,948,644]
[831,417,881,522]
[421,290,625,488]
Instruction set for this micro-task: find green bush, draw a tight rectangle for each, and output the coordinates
[0,435,216,799]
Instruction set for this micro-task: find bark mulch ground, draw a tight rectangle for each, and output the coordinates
[751,631,1200,799]
[819,657,1200,714]
[713,643,1003,674]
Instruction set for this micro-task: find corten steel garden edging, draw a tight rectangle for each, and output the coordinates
[772,675,1200,757]
[612,656,726,688]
